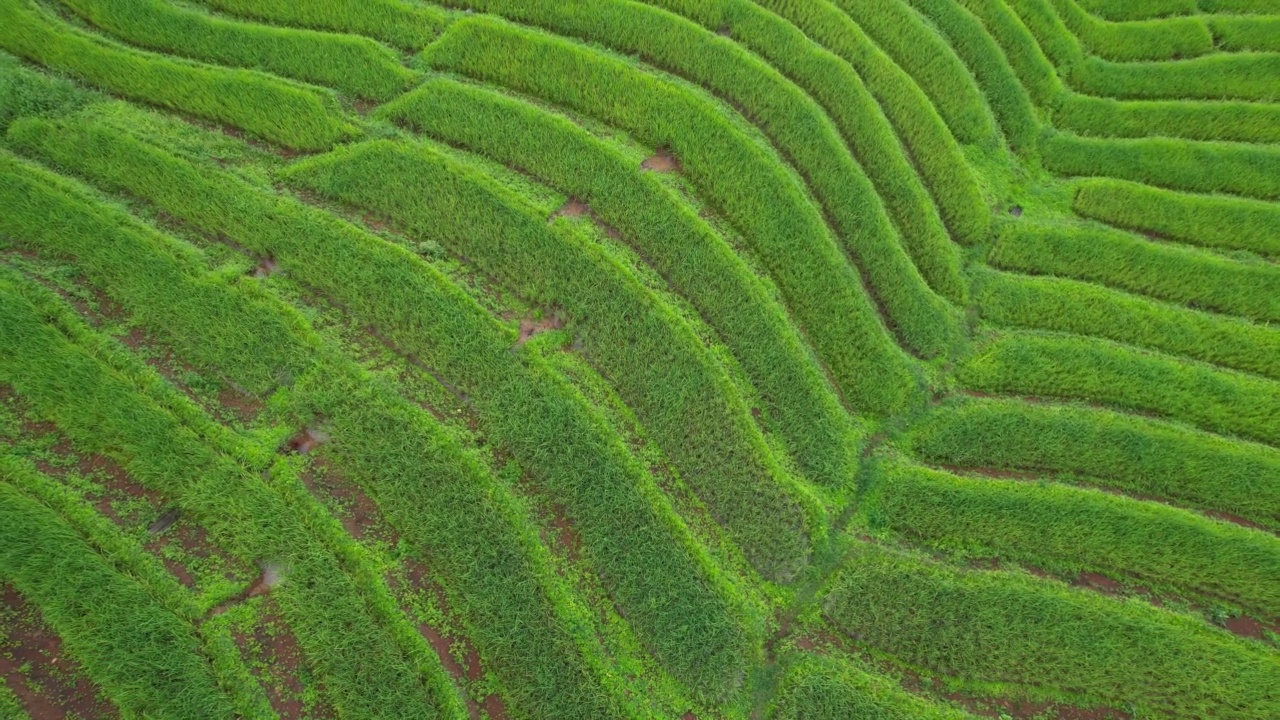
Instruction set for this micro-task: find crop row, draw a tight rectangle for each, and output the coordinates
[423,16,920,415]
[0,0,353,149]
[8,110,760,704]
[194,0,446,50]
[380,78,863,489]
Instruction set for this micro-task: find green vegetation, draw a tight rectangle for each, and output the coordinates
[3,2,1278,718]
[0,0,354,149]
[60,0,418,100]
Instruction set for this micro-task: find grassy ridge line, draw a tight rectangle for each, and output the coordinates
[958,0,1065,107]
[768,653,975,720]
[1073,178,1280,258]
[990,220,1280,322]
[752,0,992,247]
[867,457,1280,614]
[0,480,236,719]
[8,115,760,702]
[3,125,639,718]
[0,0,353,149]
[0,50,91,131]
[823,543,1280,719]
[1209,15,1280,51]
[284,139,817,581]
[439,0,963,358]
[1047,0,1213,61]
[1071,49,1280,102]
[193,0,446,50]
[899,397,1280,530]
[905,0,1041,152]
[0,151,461,720]
[1004,0,1086,71]
[640,0,970,306]
[380,79,863,489]
[956,330,1280,446]
[826,0,997,144]
[1039,131,1280,201]
[1076,0,1195,21]
[0,452,275,718]
[422,16,919,417]
[974,268,1280,380]
[1200,0,1280,14]
[59,0,417,101]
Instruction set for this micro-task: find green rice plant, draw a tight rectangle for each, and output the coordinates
[823,542,1280,719]
[1053,93,1280,144]
[957,330,1280,445]
[974,268,1280,379]
[1004,0,1087,70]
[868,458,1280,614]
[0,0,354,149]
[59,0,418,100]
[0,683,24,720]
[381,78,863,488]
[285,138,816,579]
[957,0,1067,106]
[639,0,971,304]
[990,221,1280,322]
[1199,0,1280,12]
[1046,0,1214,61]
[905,0,1042,152]
[768,653,974,720]
[0,154,463,720]
[1071,51,1280,102]
[752,0,993,246]
[9,114,760,701]
[0,481,237,719]
[1040,131,1280,201]
[436,1,963,357]
[827,0,998,144]
[1074,178,1280,258]
[1209,14,1280,51]
[421,15,919,416]
[0,50,91,130]
[900,397,1280,529]
[1077,0,1196,21]
[193,0,446,50]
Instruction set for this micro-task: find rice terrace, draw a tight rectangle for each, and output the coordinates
[2,0,1280,717]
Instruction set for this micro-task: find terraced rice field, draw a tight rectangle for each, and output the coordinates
[0,0,1277,718]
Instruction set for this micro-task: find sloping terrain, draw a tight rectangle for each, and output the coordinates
[0,0,1277,718]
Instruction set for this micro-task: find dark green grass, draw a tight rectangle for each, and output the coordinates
[284,138,815,580]
[0,51,90,131]
[0,0,354,149]
[823,542,1280,719]
[867,457,1280,614]
[1047,0,1214,61]
[7,113,760,702]
[1199,0,1280,13]
[974,268,1280,379]
[1074,178,1280,258]
[437,0,964,359]
[990,220,1280,322]
[194,0,447,50]
[957,330,1280,445]
[640,0,972,304]
[768,653,973,720]
[1071,51,1280,102]
[0,480,236,719]
[906,0,1042,152]
[422,15,919,417]
[751,0,993,247]
[60,0,418,101]
[900,397,1280,529]
[1040,131,1280,201]
[381,78,863,489]
[828,0,997,144]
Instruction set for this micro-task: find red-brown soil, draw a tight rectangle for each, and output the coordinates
[641,151,682,173]
[231,598,332,719]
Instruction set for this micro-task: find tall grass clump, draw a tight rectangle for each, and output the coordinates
[194,0,446,50]
[901,397,1280,529]
[1071,52,1280,102]
[1053,93,1280,144]
[381,78,863,488]
[0,50,91,131]
[768,653,973,720]
[1076,0,1195,21]
[957,331,1280,445]
[0,0,353,149]
[60,0,417,100]
[1209,15,1280,51]
[1074,178,1280,258]
[1047,0,1213,61]
[422,15,919,416]
[823,543,1280,719]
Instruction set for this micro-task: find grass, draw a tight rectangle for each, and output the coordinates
[3,3,1279,718]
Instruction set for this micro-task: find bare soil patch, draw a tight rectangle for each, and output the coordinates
[230,598,332,719]
[641,150,682,173]
[516,314,564,347]
[0,586,118,720]
[298,455,399,545]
